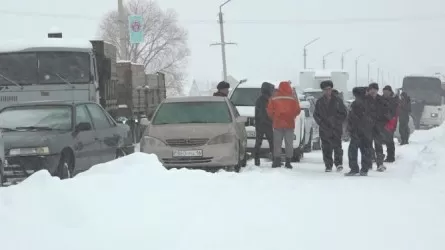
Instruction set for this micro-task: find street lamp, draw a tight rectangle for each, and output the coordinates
[322,51,334,69]
[367,59,376,83]
[341,49,352,70]
[303,37,320,69]
[355,54,364,87]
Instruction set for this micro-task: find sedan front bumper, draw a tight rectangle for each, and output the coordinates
[1,154,60,185]
[143,143,239,170]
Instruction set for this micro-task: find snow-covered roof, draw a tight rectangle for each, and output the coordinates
[117,60,131,64]
[237,80,280,88]
[303,88,322,93]
[0,38,92,53]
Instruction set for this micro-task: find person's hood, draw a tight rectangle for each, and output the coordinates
[261,82,273,96]
[276,81,293,96]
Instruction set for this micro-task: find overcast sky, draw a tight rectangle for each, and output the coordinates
[1,0,444,88]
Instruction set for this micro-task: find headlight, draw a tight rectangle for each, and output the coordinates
[8,147,50,156]
[431,113,438,118]
[208,133,234,145]
[143,136,166,147]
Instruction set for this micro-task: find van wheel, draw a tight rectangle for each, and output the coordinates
[0,163,4,187]
[313,139,321,150]
[240,141,247,167]
[292,148,302,162]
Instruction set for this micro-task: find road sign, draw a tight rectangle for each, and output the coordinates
[128,15,143,44]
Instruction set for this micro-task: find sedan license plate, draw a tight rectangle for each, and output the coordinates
[247,131,256,138]
[173,150,203,157]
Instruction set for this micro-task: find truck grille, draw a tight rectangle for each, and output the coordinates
[0,96,18,102]
[245,117,255,127]
[165,138,209,147]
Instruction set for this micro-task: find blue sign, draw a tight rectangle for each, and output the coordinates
[128,15,143,44]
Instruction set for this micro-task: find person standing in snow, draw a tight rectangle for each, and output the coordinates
[382,85,399,162]
[398,91,412,145]
[345,87,373,176]
[254,82,275,166]
[213,81,230,97]
[313,80,348,172]
[367,83,390,172]
[411,98,425,129]
[267,81,301,169]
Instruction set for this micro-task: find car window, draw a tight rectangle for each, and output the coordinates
[86,103,113,129]
[76,105,93,126]
[0,105,72,130]
[230,88,261,106]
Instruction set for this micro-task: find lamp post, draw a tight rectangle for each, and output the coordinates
[341,48,352,70]
[367,59,376,83]
[355,54,364,86]
[322,51,334,69]
[303,37,320,69]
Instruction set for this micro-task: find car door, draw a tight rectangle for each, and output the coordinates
[85,103,120,163]
[73,104,102,173]
[227,100,247,153]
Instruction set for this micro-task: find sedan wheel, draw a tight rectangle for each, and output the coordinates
[58,154,73,179]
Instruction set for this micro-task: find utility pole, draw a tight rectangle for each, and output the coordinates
[340,49,352,70]
[377,68,380,83]
[322,51,334,69]
[118,0,127,60]
[210,0,236,82]
[303,37,320,69]
[367,59,376,83]
[355,54,364,87]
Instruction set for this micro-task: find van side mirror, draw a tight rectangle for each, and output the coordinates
[75,122,92,132]
[140,118,150,126]
[236,116,247,123]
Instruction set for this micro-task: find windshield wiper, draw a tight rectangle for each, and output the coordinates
[54,73,74,88]
[0,127,18,132]
[15,126,56,131]
[0,72,23,90]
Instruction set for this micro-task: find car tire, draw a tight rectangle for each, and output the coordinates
[115,148,127,159]
[292,148,302,162]
[0,163,4,187]
[57,151,74,180]
[313,139,321,150]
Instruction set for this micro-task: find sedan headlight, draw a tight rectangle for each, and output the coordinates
[8,147,50,156]
[208,133,234,145]
[143,136,166,147]
[431,113,438,118]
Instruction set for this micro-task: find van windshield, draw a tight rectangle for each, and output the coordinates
[403,77,443,106]
[230,88,262,106]
[152,102,232,125]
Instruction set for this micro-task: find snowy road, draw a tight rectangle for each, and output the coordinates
[0,127,444,250]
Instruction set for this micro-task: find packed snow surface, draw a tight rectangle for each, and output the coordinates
[1,126,445,250]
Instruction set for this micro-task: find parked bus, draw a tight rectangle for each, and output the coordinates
[402,75,445,128]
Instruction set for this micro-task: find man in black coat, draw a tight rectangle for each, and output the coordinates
[254,82,275,166]
[345,87,373,176]
[313,80,348,172]
[399,91,411,145]
[367,83,390,172]
[213,81,230,97]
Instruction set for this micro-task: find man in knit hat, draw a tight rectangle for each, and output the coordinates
[382,85,399,162]
[313,80,348,172]
[367,82,390,172]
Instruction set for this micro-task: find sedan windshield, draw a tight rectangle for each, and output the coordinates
[0,105,72,130]
[152,102,232,125]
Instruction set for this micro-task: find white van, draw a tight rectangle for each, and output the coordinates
[229,80,306,162]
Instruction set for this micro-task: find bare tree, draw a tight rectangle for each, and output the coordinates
[98,0,189,95]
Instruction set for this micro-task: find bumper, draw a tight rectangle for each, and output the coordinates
[143,143,238,169]
[1,154,60,185]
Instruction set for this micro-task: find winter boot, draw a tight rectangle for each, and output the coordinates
[384,157,395,163]
[344,171,359,176]
[336,165,344,172]
[359,171,368,176]
[377,165,386,172]
[254,157,260,166]
[272,157,281,168]
[285,158,293,169]
[325,166,333,172]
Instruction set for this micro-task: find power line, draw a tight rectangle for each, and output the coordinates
[1,9,445,24]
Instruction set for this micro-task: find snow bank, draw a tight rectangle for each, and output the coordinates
[1,136,445,249]
[0,38,92,53]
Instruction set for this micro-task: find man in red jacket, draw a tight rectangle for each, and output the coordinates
[267,81,301,169]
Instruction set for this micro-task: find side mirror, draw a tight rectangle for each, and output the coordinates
[140,118,150,126]
[75,122,92,132]
[236,116,247,123]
